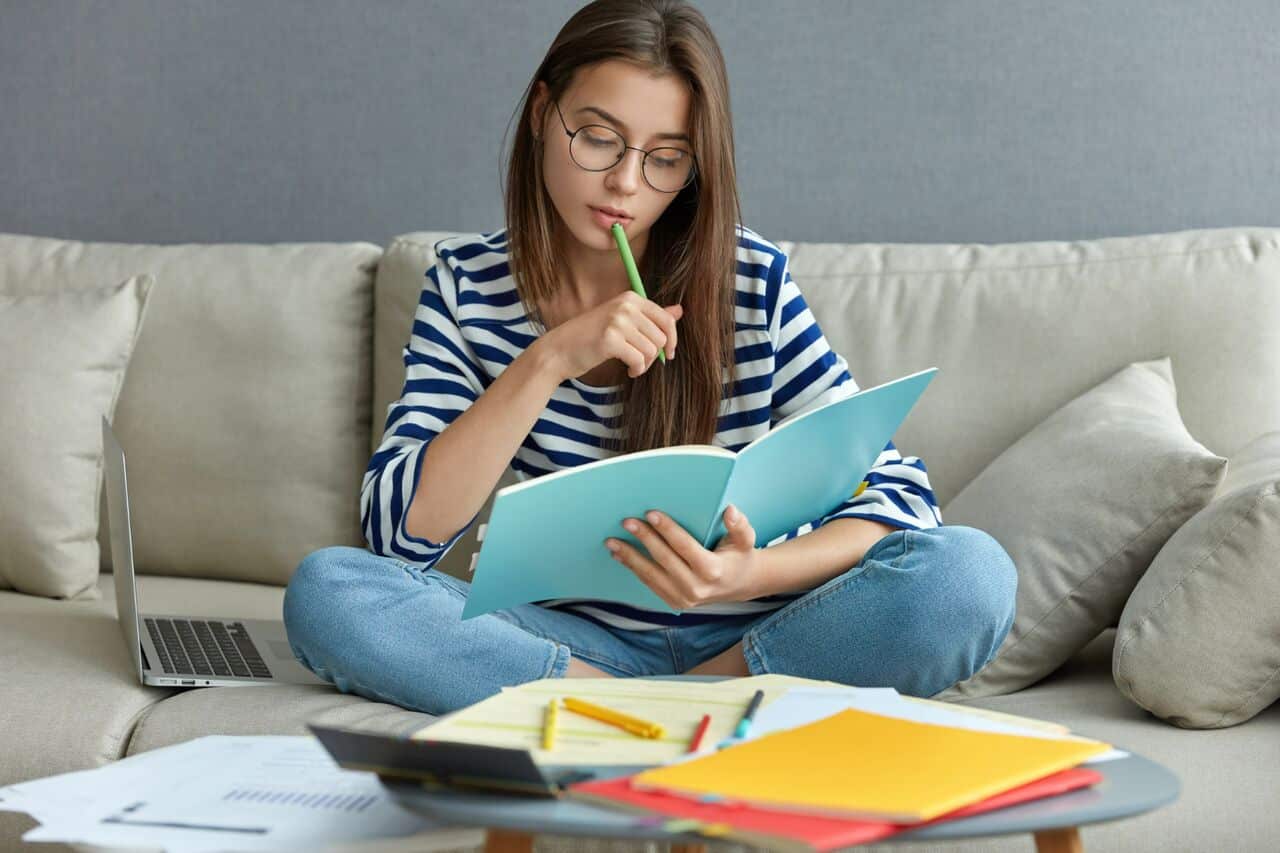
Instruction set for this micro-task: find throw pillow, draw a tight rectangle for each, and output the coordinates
[0,275,154,598]
[931,357,1226,700]
[1113,430,1280,728]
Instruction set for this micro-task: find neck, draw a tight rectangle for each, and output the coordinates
[555,223,648,308]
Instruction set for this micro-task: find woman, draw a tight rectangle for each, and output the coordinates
[283,0,1017,717]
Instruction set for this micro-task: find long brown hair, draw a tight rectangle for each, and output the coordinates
[502,0,742,455]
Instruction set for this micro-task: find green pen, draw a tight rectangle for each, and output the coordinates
[611,221,667,364]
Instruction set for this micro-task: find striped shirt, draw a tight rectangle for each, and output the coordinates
[361,224,942,631]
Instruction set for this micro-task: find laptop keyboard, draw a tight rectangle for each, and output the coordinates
[144,618,272,679]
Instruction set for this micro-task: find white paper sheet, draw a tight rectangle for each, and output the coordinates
[6,735,483,853]
[0,737,205,824]
[747,687,1130,763]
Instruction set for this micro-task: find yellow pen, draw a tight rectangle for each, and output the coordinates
[542,697,559,751]
[562,696,666,739]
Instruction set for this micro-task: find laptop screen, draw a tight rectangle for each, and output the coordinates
[101,415,146,680]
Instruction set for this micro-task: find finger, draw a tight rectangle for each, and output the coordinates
[659,306,679,359]
[637,511,713,582]
[622,515,699,596]
[719,504,757,550]
[629,309,669,362]
[641,301,679,359]
[607,540,687,609]
[623,328,660,374]
[609,334,649,378]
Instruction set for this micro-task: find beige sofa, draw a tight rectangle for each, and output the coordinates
[2,226,1278,852]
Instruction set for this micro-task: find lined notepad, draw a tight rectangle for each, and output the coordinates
[630,707,1112,823]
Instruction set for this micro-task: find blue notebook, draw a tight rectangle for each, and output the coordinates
[460,366,938,619]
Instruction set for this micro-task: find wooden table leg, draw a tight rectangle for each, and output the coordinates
[1034,826,1083,853]
[483,829,534,853]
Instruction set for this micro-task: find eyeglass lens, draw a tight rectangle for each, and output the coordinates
[569,125,695,192]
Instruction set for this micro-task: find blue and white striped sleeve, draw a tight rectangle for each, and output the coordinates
[359,247,489,568]
[768,255,942,532]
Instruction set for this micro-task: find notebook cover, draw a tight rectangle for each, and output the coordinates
[568,767,1103,852]
[462,367,937,619]
[307,723,592,798]
[629,707,1113,823]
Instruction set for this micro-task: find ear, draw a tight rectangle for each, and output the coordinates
[531,82,548,139]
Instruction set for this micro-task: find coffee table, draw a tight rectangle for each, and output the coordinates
[384,678,1180,853]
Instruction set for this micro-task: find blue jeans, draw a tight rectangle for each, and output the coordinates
[282,524,1016,717]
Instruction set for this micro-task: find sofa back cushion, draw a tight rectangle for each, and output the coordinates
[0,232,382,586]
[781,227,1280,507]
[374,227,1280,578]
[372,234,520,579]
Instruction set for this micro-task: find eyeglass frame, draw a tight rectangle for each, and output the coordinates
[548,99,698,194]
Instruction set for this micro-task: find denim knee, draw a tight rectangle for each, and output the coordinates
[915,525,1018,665]
[282,545,366,664]
[953,525,1017,629]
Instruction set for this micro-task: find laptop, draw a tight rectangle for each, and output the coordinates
[101,415,326,687]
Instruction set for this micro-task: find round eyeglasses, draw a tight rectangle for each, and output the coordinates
[550,100,697,194]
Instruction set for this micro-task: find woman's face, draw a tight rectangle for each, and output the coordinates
[532,60,692,253]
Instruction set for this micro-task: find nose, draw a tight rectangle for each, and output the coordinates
[605,147,645,193]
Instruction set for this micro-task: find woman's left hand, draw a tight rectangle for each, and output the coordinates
[604,504,763,609]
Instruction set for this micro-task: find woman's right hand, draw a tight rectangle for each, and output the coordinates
[543,290,683,382]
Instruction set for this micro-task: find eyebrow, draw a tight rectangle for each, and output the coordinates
[575,106,691,143]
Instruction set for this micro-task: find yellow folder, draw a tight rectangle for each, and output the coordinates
[630,707,1113,823]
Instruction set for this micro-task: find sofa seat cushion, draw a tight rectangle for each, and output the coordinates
[908,630,1280,852]
[124,682,434,757]
[0,572,434,851]
[5,577,1277,853]
[1,573,434,778]
[2,572,292,788]
[112,572,435,754]
[0,580,176,789]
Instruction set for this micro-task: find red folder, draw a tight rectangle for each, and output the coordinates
[568,766,1103,851]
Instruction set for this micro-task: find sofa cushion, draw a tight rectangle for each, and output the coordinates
[6,618,1276,853]
[0,572,435,852]
[0,232,382,587]
[907,631,1280,853]
[0,573,433,779]
[1114,430,1280,728]
[372,233,458,459]
[0,275,153,599]
[376,228,1280,583]
[782,227,1280,507]
[123,562,433,753]
[124,682,434,757]
[932,358,1226,700]
[372,233,520,580]
[0,579,176,791]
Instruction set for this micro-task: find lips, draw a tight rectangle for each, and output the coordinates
[591,205,632,220]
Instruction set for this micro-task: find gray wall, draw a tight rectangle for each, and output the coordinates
[2,0,1277,247]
